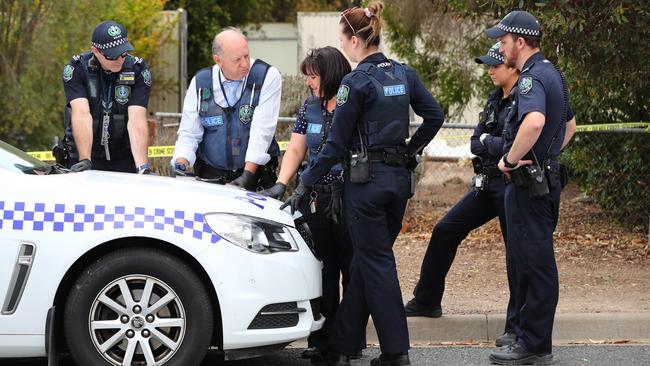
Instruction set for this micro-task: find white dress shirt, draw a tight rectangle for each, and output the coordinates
[172,59,282,167]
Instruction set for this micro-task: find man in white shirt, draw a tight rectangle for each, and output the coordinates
[172,27,282,190]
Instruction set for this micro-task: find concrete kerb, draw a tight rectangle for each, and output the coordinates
[291,312,650,348]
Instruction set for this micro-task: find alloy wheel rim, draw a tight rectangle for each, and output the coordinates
[88,274,186,366]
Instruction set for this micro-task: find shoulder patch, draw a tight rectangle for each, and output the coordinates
[519,76,533,95]
[336,85,350,106]
[142,69,152,87]
[62,64,74,82]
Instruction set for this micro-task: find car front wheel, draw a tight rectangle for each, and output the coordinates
[64,247,213,366]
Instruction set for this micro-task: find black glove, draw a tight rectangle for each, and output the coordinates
[70,159,92,172]
[406,154,421,171]
[260,182,286,199]
[280,181,310,215]
[230,170,256,191]
[324,183,343,224]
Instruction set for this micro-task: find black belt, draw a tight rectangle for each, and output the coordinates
[482,164,502,177]
[195,158,242,181]
[312,182,341,193]
[367,149,408,166]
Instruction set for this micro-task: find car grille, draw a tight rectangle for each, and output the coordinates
[310,298,322,321]
[294,217,319,260]
[248,302,300,329]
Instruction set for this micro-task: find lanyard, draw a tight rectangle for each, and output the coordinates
[100,72,113,160]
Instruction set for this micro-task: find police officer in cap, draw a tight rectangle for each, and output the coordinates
[485,10,576,365]
[282,2,445,365]
[61,20,152,173]
[172,27,281,190]
[404,41,520,348]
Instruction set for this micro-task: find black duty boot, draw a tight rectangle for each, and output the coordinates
[489,342,553,365]
[404,298,442,318]
[370,352,410,366]
[302,347,321,359]
[311,350,350,366]
[495,331,517,347]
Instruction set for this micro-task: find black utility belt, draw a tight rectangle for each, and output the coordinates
[482,164,502,177]
[195,158,243,181]
[312,182,342,193]
[367,149,408,166]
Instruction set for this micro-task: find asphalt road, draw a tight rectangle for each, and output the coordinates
[2,345,649,366]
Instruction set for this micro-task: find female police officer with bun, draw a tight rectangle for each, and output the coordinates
[282,2,444,365]
[404,42,520,348]
[261,46,365,360]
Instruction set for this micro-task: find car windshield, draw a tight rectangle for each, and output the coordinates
[0,140,53,174]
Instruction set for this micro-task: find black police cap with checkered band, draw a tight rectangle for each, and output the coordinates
[485,10,542,39]
[475,42,504,66]
[91,20,134,59]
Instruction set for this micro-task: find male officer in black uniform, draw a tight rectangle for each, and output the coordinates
[485,10,576,365]
[60,20,152,173]
[404,41,519,348]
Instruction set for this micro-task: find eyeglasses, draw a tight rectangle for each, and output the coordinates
[102,51,128,61]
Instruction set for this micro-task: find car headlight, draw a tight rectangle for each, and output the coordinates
[203,213,299,254]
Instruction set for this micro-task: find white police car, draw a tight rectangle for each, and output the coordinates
[0,140,323,365]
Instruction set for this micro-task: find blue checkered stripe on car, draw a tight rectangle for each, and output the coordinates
[0,201,220,243]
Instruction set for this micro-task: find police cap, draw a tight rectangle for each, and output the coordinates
[485,10,542,39]
[91,20,134,59]
[475,42,504,66]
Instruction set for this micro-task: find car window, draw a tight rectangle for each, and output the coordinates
[0,140,51,174]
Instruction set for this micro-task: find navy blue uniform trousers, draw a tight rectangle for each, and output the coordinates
[504,176,561,354]
[332,163,411,355]
[299,190,364,351]
[413,177,517,332]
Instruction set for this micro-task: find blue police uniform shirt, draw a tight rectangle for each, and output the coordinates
[63,55,151,108]
[470,88,513,165]
[505,52,574,160]
[293,100,342,185]
[300,52,445,186]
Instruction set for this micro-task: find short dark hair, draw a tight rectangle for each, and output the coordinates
[300,46,352,103]
[510,33,541,49]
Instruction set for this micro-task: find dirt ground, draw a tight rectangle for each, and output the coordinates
[395,160,650,314]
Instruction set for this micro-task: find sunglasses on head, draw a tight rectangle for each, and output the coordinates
[102,51,128,61]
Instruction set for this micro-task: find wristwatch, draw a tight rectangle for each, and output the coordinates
[502,153,518,169]
[137,163,152,174]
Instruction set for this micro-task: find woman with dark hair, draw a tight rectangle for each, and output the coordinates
[262,46,363,360]
[282,2,445,365]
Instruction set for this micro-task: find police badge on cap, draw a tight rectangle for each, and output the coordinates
[91,20,134,59]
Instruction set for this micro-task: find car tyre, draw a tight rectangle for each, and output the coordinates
[63,247,213,366]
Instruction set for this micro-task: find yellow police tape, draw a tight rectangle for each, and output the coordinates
[26,122,649,161]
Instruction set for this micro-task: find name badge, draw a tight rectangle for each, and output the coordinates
[119,71,136,85]
[201,116,223,127]
[384,84,406,96]
[307,123,322,134]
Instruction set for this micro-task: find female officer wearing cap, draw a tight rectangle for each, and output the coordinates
[403,41,520,347]
[282,2,445,365]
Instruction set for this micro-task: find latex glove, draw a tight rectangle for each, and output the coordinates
[324,183,343,224]
[70,159,92,172]
[260,182,287,200]
[230,170,256,191]
[280,181,310,215]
